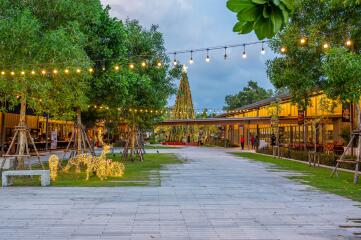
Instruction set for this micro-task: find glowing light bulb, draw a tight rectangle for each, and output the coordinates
[261,48,266,55]
[41,70,46,75]
[21,71,25,75]
[280,47,286,53]
[300,38,306,45]
[10,71,15,76]
[346,40,352,46]
[205,56,210,62]
[31,70,35,75]
[173,59,177,66]
[114,65,119,71]
[88,68,94,73]
[129,64,135,69]
[157,62,162,67]
[323,43,329,49]
[189,58,194,64]
[1,71,5,75]
[242,51,247,59]
[76,69,81,73]
[53,69,58,74]
[141,62,146,67]
[64,69,69,74]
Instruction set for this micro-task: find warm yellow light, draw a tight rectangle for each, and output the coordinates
[114,65,120,71]
[157,62,162,67]
[346,40,352,46]
[64,69,69,74]
[21,71,25,75]
[141,62,146,67]
[280,47,286,53]
[88,68,94,73]
[76,69,81,73]
[10,71,15,76]
[1,71,5,75]
[31,70,35,75]
[323,43,329,49]
[53,69,58,74]
[41,70,46,75]
[300,38,306,45]
[129,64,135,69]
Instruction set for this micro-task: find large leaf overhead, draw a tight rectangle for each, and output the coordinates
[227,0,294,40]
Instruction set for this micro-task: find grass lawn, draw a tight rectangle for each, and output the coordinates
[233,152,361,202]
[1,153,183,187]
[144,145,182,149]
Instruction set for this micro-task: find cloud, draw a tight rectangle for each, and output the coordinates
[101,0,275,109]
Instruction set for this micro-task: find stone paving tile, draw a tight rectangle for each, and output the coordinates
[1,147,361,239]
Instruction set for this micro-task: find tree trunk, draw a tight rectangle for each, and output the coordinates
[76,108,82,155]
[1,112,6,155]
[130,124,135,161]
[354,102,361,183]
[17,96,27,169]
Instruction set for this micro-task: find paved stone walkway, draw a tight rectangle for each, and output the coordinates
[1,147,361,239]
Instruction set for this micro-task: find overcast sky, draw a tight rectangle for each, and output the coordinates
[101,0,275,110]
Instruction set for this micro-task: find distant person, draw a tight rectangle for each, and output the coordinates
[250,135,255,149]
[255,135,259,150]
[240,136,245,150]
[271,134,276,146]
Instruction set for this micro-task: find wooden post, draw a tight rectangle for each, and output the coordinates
[1,113,6,155]
[45,113,49,151]
[17,95,27,169]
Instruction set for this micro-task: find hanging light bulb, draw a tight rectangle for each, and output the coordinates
[346,40,352,47]
[242,44,247,59]
[76,68,81,73]
[173,53,177,66]
[205,49,210,62]
[88,68,94,73]
[21,71,25,75]
[261,41,266,55]
[189,50,194,64]
[114,65,120,71]
[224,46,228,60]
[53,69,58,74]
[1,71,5,76]
[129,63,135,69]
[280,47,286,53]
[323,43,329,49]
[300,37,307,45]
[64,69,69,74]
[10,71,15,76]
[31,70,36,75]
[141,62,146,68]
[157,62,162,67]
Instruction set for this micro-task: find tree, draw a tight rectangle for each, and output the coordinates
[223,80,273,110]
[0,0,98,168]
[227,0,294,39]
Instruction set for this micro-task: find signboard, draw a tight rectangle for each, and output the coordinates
[50,131,58,150]
[342,103,351,122]
[298,110,305,125]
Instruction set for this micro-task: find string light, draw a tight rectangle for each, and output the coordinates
[157,62,162,67]
[205,49,210,62]
[323,43,329,49]
[280,47,286,53]
[11,71,15,76]
[88,68,94,73]
[114,65,120,71]
[31,70,35,75]
[300,37,307,45]
[261,41,265,55]
[129,63,135,69]
[224,47,228,60]
[141,62,146,68]
[41,70,46,75]
[346,40,352,47]
[242,44,247,59]
[189,50,194,64]
[173,53,177,66]
[21,71,25,75]
[64,69,69,74]
[76,68,81,73]
[1,71,5,76]
[53,69,58,74]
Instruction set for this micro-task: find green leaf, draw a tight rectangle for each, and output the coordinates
[240,21,254,34]
[280,0,294,11]
[237,5,259,21]
[270,9,283,33]
[227,0,254,12]
[252,0,267,3]
[233,21,244,32]
[278,3,290,23]
[254,17,273,39]
[272,0,281,6]
[263,5,271,18]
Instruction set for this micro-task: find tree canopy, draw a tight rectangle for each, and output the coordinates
[223,80,273,110]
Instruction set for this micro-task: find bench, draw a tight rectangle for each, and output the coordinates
[2,170,50,187]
